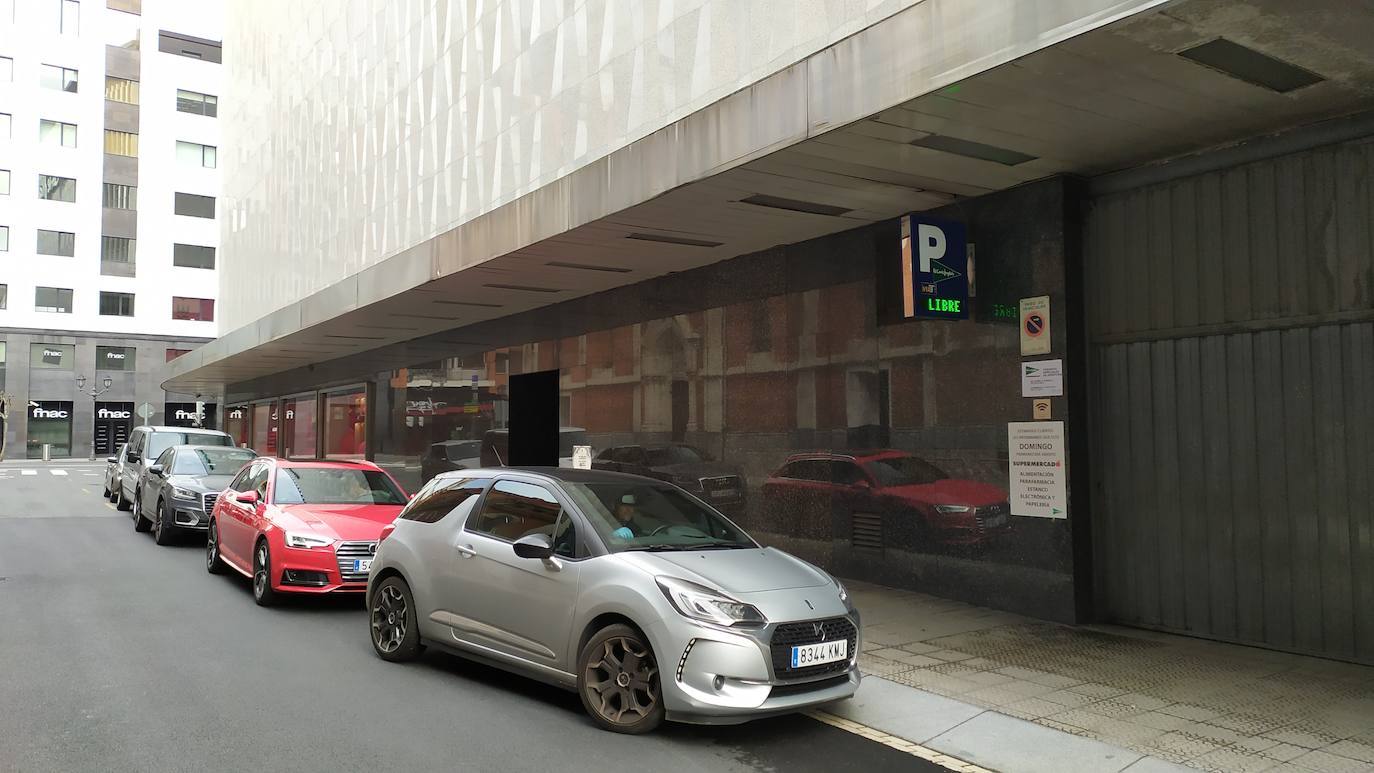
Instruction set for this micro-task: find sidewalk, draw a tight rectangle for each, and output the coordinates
[844,581,1374,773]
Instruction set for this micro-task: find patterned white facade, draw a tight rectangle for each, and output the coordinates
[220,0,928,330]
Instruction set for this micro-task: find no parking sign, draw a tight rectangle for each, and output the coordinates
[1019,296,1051,356]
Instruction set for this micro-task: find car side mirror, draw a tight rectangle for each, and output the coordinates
[149,464,164,477]
[512,533,555,560]
[106,456,116,464]
[235,490,260,506]
[127,453,141,463]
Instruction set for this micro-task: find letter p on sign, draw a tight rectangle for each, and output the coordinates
[916,224,945,273]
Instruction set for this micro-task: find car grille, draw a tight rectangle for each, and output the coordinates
[202,493,219,513]
[975,502,1009,531]
[335,541,377,583]
[770,617,858,680]
[769,674,850,698]
[700,475,743,503]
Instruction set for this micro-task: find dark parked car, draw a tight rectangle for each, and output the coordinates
[103,443,127,501]
[421,439,482,483]
[760,450,1010,549]
[592,444,746,515]
[479,427,589,467]
[135,445,258,544]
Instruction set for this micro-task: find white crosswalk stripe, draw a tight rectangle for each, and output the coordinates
[21,469,37,476]
[50,469,68,476]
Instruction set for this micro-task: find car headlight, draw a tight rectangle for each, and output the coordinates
[170,486,198,500]
[834,577,850,605]
[933,504,970,514]
[285,531,333,549]
[656,576,766,627]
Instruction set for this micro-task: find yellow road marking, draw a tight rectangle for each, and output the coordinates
[805,710,994,773]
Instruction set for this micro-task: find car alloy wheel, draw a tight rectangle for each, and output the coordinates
[153,500,174,546]
[581,629,661,732]
[252,541,278,606]
[206,521,226,574]
[371,585,408,654]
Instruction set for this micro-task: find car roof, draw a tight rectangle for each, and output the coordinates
[135,426,230,435]
[273,458,382,470]
[172,444,254,453]
[434,467,660,485]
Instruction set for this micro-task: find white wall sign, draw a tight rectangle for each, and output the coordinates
[571,445,593,470]
[1019,296,1051,356]
[1008,421,1067,518]
[1021,359,1064,398]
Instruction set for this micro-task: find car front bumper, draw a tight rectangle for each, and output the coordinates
[648,609,862,725]
[270,542,372,595]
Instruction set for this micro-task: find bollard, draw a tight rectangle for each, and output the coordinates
[42,443,51,462]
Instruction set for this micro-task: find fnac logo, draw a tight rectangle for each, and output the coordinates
[32,407,69,419]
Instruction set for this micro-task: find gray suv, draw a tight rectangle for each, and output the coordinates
[366,468,860,734]
[113,426,233,515]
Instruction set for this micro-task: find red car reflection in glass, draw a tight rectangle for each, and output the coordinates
[761,450,1010,549]
[206,458,409,606]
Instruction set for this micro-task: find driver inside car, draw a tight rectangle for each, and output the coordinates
[609,492,649,541]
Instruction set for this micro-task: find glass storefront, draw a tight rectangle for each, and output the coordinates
[27,401,73,458]
[281,394,318,459]
[323,387,366,459]
[94,401,134,455]
[250,401,278,456]
[225,405,249,447]
[165,402,216,429]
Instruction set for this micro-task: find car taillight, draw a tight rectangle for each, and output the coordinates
[378,523,396,544]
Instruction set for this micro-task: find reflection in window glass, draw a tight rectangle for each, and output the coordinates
[281,396,317,459]
[323,389,366,459]
[273,468,405,505]
[172,448,255,476]
[37,230,75,256]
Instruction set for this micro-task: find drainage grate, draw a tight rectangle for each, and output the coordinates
[851,512,883,551]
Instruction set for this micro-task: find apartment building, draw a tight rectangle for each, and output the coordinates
[0,0,224,458]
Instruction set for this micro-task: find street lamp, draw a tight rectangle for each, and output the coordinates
[75,374,115,460]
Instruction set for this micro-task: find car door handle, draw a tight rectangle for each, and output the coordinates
[457,544,476,558]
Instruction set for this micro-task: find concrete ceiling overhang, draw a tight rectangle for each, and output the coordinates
[166,0,1374,394]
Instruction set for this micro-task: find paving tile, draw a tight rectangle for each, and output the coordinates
[1002,696,1067,719]
[1088,718,1169,747]
[1147,731,1231,760]
[1189,723,1246,745]
[826,675,985,744]
[1209,712,1287,735]
[927,710,1145,773]
[869,647,910,660]
[962,670,1016,688]
[897,641,941,655]
[1090,699,1150,719]
[1264,726,1344,750]
[1287,749,1373,773]
[1231,736,1282,755]
[1257,743,1312,763]
[1321,740,1374,764]
[1134,711,1198,732]
[1114,693,1174,712]
[1119,757,1197,773]
[1070,682,1130,699]
[888,652,944,668]
[1049,708,1116,733]
[925,648,975,662]
[1189,748,1279,773]
[1158,703,1222,722]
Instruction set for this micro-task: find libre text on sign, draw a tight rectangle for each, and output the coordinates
[900,215,969,320]
[1008,421,1067,518]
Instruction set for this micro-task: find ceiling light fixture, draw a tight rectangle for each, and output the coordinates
[739,194,851,216]
[1178,38,1323,93]
[625,233,723,248]
[546,261,633,273]
[909,134,1037,166]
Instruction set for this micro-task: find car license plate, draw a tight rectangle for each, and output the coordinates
[791,639,848,668]
[710,488,737,500]
[352,558,373,573]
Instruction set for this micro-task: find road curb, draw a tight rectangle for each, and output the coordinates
[806,709,996,772]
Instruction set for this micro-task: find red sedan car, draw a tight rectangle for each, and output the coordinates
[761,450,1010,549]
[205,457,409,606]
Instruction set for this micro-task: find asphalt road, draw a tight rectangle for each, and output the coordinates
[0,462,940,773]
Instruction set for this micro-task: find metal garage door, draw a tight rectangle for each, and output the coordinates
[1086,137,1374,663]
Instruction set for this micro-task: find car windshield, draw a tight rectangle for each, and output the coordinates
[443,441,481,461]
[172,448,256,476]
[148,432,230,459]
[865,455,948,487]
[273,467,407,505]
[562,482,755,552]
[645,446,712,466]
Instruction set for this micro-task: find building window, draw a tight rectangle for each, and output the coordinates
[99,291,134,316]
[158,31,222,63]
[37,229,76,256]
[173,192,214,218]
[38,174,76,202]
[0,169,8,195]
[30,343,74,368]
[0,283,7,309]
[0,113,11,138]
[0,225,7,251]
[105,76,139,104]
[59,0,78,34]
[101,235,135,263]
[165,348,191,362]
[0,56,11,82]
[176,140,216,168]
[172,296,214,321]
[40,64,78,92]
[175,89,217,116]
[39,119,78,148]
[103,183,136,209]
[172,243,215,269]
[97,345,136,371]
[35,286,73,313]
[104,130,138,157]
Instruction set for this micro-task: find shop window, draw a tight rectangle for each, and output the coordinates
[27,401,73,458]
[29,342,74,369]
[251,402,278,457]
[323,388,366,459]
[225,405,249,447]
[96,345,136,370]
[281,395,317,459]
[171,296,214,321]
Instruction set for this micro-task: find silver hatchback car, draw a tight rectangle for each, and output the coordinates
[366,468,860,733]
